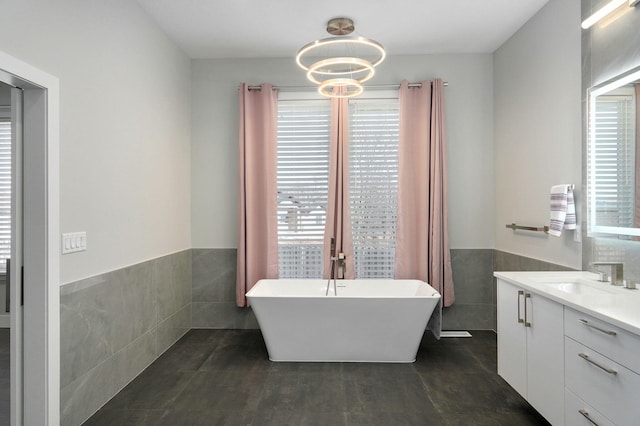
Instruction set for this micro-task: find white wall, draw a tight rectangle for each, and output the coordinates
[493,0,582,268]
[0,0,192,284]
[191,54,495,250]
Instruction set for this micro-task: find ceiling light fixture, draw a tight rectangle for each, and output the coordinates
[296,17,386,98]
[581,0,638,29]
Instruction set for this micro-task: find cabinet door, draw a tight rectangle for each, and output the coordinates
[526,292,564,426]
[497,279,527,397]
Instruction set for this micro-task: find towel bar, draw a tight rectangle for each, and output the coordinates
[506,223,549,233]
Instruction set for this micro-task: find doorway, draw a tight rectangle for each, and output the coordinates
[0,49,59,426]
[0,80,12,425]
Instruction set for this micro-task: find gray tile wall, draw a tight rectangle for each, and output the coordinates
[493,250,575,274]
[443,250,574,331]
[444,249,495,330]
[192,248,258,329]
[581,0,640,283]
[60,250,191,426]
[192,248,569,332]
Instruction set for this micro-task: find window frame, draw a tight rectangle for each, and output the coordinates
[276,96,331,278]
[275,91,401,278]
[348,97,400,278]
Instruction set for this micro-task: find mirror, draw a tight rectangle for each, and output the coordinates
[588,65,640,239]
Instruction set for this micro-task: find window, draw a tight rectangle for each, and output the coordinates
[590,91,636,231]
[276,100,331,278]
[276,95,400,279]
[0,116,11,272]
[349,99,399,278]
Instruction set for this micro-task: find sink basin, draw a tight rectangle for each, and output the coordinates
[539,280,616,295]
[527,275,619,295]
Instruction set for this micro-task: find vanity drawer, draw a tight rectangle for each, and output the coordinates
[565,337,640,426]
[565,388,614,426]
[565,307,640,373]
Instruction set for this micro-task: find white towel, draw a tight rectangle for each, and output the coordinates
[549,184,576,236]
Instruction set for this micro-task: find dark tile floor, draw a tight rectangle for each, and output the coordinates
[84,330,550,426]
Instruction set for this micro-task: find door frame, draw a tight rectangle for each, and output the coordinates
[0,49,60,425]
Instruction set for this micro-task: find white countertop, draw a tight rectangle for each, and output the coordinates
[494,271,640,336]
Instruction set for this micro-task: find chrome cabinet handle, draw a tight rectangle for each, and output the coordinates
[578,353,617,375]
[579,319,617,336]
[524,293,532,327]
[578,409,599,426]
[517,290,524,323]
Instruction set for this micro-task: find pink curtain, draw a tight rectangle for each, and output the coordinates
[236,83,279,306]
[323,91,355,279]
[395,79,455,307]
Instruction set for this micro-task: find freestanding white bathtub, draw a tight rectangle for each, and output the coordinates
[246,279,441,363]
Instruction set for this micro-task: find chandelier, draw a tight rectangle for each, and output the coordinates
[296,18,386,98]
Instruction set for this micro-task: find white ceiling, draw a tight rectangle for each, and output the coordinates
[136,0,550,59]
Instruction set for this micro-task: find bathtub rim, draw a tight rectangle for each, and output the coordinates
[246,278,442,299]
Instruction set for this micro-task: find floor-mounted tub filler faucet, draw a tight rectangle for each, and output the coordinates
[592,262,624,286]
[325,237,345,296]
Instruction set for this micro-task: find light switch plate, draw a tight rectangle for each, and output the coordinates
[62,232,87,254]
[573,224,582,243]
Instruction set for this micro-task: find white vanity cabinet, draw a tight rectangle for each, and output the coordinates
[496,271,640,426]
[564,308,640,426]
[497,279,565,426]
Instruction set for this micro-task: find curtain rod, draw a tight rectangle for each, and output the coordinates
[246,82,448,91]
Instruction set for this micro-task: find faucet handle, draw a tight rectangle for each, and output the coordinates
[595,270,608,282]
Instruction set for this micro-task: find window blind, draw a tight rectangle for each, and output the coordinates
[276,100,331,278]
[348,99,399,278]
[0,119,11,271]
[590,94,636,230]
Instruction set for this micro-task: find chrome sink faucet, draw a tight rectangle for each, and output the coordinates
[592,262,624,286]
